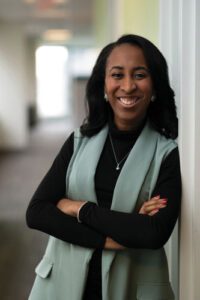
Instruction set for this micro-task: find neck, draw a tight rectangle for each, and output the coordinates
[113,117,146,133]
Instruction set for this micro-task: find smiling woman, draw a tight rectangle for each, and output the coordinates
[26,34,181,300]
[105,44,153,131]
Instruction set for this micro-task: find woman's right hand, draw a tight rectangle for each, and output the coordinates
[104,237,125,250]
[139,195,167,216]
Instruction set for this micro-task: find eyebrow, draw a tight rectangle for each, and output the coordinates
[108,66,149,72]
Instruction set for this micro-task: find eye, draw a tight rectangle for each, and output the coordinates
[111,73,123,79]
[134,72,147,80]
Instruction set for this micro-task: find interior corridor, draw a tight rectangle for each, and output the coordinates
[0,119,73,300]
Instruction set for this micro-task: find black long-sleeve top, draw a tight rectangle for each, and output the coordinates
[26,123,181,299]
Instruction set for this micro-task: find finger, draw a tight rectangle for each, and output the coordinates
[147,197,167,204]
[144,202,167,213]
[149,209,159,216]
[139,198,167,214]
[145,198,167,208]
[145,200,167,208]
[152,195,160,200]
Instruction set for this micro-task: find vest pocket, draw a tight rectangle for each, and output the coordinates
[136,282,174,300]
[35,257,53,279]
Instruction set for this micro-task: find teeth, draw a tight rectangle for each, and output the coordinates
[119,97,138,105]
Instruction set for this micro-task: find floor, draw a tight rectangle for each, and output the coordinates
[0,119,72,300]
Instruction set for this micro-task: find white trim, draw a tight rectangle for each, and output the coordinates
[159,2,181,299]
[193,2,200,297]
[160,0,200,299]
[179,0,197,299]
[159,0,173,62]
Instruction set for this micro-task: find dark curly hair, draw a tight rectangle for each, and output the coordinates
[80,34,178,139]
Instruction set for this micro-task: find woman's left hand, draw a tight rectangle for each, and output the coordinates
[57,198,86,218]
[139,195,167,216]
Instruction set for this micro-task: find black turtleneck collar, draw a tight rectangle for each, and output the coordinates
[108,114,146,141]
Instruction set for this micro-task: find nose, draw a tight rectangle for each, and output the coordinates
[121,77,137,93]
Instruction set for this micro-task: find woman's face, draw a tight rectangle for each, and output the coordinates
[105,43,154,131]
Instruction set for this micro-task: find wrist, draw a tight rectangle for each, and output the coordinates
[77,201,88,222]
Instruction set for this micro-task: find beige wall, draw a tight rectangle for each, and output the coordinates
[25,38,37,108]
[122,0,159,45]
[93,0,109,46]
[94,0,159,46]
[0,23,28,150]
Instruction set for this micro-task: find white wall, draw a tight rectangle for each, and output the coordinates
[160,0,200,299]
[159,2,181,299]
[0,23,28,150]
[25,37,37,108]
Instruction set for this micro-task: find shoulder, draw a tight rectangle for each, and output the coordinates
[147,121,177,152]
[155,129,178,160]
[58,132,74,159]
[163,147,180,168]
[159,147,181,183]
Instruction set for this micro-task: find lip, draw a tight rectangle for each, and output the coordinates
[117,96,140,107]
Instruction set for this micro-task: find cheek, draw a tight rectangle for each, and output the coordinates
[141,82,153,97]
[146,79,153,93]
[105,78,118,94]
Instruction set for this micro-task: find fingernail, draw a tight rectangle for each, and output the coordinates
[162,198,168,203]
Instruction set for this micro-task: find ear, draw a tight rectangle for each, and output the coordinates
[151,94,156,102]
[104,92,108,102]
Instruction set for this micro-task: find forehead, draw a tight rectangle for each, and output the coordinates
[106,44,147,68]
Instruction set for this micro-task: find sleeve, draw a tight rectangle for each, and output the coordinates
[79,147,182,249]
[26,132,105,249]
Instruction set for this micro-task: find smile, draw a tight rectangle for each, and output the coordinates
[117,97,139,107]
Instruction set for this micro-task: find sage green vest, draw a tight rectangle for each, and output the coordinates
[29,122,177,300]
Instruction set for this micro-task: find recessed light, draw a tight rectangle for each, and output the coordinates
[23,0,68,4]
[23,0,36,4]
[43,29,72,42]
[53,0,68,4]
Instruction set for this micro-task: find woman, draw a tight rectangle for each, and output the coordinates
[26,34,181,300]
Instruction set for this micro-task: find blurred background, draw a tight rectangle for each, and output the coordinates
[0,0,199,299]
[0,1,158,298]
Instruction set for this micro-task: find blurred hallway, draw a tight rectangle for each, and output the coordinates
[0,119,72,300]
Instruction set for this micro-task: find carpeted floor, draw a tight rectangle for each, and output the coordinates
[0,119,73,300]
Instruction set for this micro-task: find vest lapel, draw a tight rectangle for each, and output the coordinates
[112,121,158,212]
[67,125,108,203]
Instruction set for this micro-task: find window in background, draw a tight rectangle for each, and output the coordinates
[36,45,69,118]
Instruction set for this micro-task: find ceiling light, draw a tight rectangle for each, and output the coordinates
[23,0,68,4]
[23,0,36,3]
[42,29,72,42]
[53,0,68,3]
